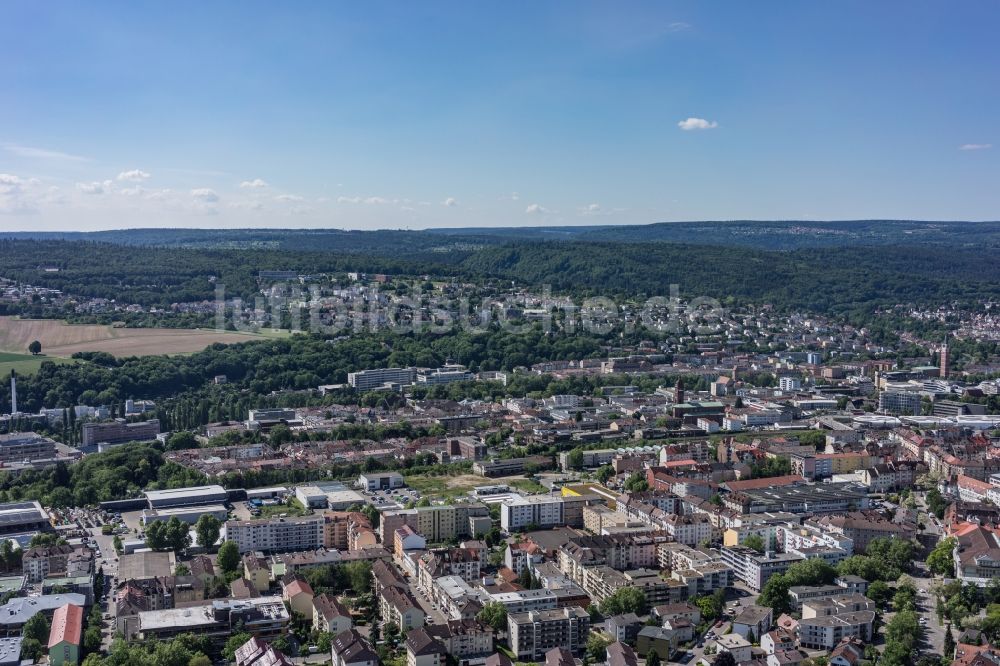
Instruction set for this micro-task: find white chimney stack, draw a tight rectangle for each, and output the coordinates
[9,370,17,415]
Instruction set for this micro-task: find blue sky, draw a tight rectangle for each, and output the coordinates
[1,1,998,230]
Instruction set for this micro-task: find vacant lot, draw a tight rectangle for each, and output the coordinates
[0,317,265,359]
[404,472,548,498]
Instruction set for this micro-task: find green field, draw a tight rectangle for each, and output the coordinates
[0,352,76,376]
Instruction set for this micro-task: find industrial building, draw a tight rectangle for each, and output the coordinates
[141,504,229,526]
[0,500,50,535]
[294,482,365,510]
[0,433,57,463]
[347,367,417,391]
[81,419,161,448]
[145,485,228,510]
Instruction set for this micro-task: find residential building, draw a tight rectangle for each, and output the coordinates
[507,607,590,662]
[500,495,590,532]
[47,604,83,666]
[380,502,490,543]
[719,546,804,592]
[313,593,353,635]
[224,515,325,553]
[138,597,290,642]
[331,629,379,666]
[405,629,446,666]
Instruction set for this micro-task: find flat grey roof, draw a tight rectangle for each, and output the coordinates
[0,501,47,526]
[0,593,85,626]
[145,485,226,501]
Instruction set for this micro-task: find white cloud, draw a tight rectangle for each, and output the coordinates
[585,203,601,212]
[337,195,391,205]
[274,194,304,202]
[678,117,718,131]
[190,188,219,202]
[666,22,691,32]
[0,173,41,214]
[0,174,25,189]
[76,181,107,195]
[4,145,89,162]
[959,143,992,151]
[240,178,269,189]
[525,203,549,215]
[443,197,458,207]
[118,169,151,182]
[229,200,264,211]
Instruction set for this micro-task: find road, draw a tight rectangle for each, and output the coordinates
[408,580,450,625]
[88,520,121,650]
[671,583,759,666]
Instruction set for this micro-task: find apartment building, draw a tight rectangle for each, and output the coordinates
[224,515,325,554]
[719,546,804,592]
[138,597,289,643]
[507,607,590,661]
[798,602,875,649]
[380,502,491,543]
[500,495,591,532]
[660,514,712,546]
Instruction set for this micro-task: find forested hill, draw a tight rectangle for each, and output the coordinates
[459,242,1000,315]
[3,219,1000,252]
[1,237,998,316]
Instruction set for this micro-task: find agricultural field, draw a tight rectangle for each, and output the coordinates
[0,351,77,376]
[0,316,271,363]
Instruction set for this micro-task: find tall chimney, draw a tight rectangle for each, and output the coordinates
[9,370,17,415]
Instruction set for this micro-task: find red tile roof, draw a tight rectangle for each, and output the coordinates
[48,604,83,649]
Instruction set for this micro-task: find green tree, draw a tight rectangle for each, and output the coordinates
[477,601,508,631]
[223,632,252,661]
[944,624,955,658]
[217,540,241,574]
[595,465,614,484]
[28,340,41,356]
[566,448,585,471]
[23,612,50,644]
[317,632,334,653]
[166,431,199,451]
[743,534,765,553]
[866,580,892,607]
[713,652,737,666]
[624,472,649,492]
[586,633,612,663]
[20,638,43,662]
[600,587,648,616]
[189,654,213,666]
[194,514,222,550]
[927,537,956,576]
[647,651,661,666]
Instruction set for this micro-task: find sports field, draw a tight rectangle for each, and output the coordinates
[0,317,276,371]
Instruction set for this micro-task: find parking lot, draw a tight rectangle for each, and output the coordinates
[357,484,422,509]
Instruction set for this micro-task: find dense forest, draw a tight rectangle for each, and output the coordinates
[2,235,999,315]
[460,242,1000,315]
[5,218,1000,251]
[0,326,611,414]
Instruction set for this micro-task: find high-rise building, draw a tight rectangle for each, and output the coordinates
[939,340,950,378]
